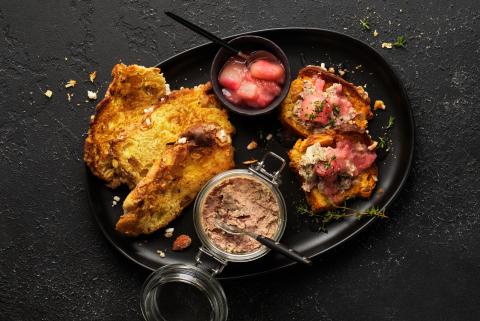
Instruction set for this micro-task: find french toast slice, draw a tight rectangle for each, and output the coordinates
[84,64,168,188]
[289,130,378,213]
[116,123,235,236]
[110,83,235,188]
[280,66,372,138]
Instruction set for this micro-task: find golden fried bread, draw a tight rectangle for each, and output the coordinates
[289,130,378,213]
[84,64,168,188]
[116,123,235,236]
[280,66,372,138]
[110,83,235,188]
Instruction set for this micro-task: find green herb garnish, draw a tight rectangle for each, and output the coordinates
[308,113,316,120]
[326,117,335,127]
[297,201,387,233]
[333,104,340,116]
[386,116,395,129]
[393,36,406,48]
[314,99,326,113]
[360,18,370,30]
[378,136,387,149]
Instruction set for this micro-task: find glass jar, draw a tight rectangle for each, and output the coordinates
[140,152,287,321]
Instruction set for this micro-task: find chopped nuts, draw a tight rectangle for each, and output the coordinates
[90,115,95,122]
[172,234,192,251]
[113,195,121,202]
[368,141,378,151]
[338,69,346,76]
[373,30,379,37]
[65,79,77,88]
[242,159,258,165]
[164,227,174,238]
[143,106,154,113]
[247,140,258,150]
[156,250,166,258]
[165,83,171,94]
[374,100,386,110]
[89,71,97,83]
[382,42,393,49]
[177,137,187,144]
[216,129,230,144]
[144,117,152,127]
[87,90,97,100]
[266,133,273,141]
[44,90,53,98]
[320,63,327,71]
[328,67,335,73]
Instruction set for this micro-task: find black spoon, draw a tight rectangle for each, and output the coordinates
[164,11,278,65]
[214,214,312,266]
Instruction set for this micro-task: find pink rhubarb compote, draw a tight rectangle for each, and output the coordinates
[295,76,356,127]
[218,55,285,109]
[314,138,376,200]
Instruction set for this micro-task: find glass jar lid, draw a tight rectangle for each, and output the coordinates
[141,264,228,321]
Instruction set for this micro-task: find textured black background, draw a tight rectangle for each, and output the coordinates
[1,1,479,320]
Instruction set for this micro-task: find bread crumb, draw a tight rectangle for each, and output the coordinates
[374,100,386,110]
[67,93,72,102]
[355,64,362,70]
[144,117,152,127]
[382,42,393,49]
[247,140,258,150]
[328,67,335,73]
[113,195,121,202]
[338,69,346,76]
[44,90,53,98]
[165,83,171,94]
[90,115,95,122]
[373,30,379,37]
[266,133,273,140]
[156,250,166,258]
[89,71,97,83]
[172,234,192,251]
[320,63,327,71]
[65,79,77,88]
[87,90,97,100]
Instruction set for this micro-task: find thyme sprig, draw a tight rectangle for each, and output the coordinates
[297,201,387,233]
[360,18,370,31]
[393,36,406,48]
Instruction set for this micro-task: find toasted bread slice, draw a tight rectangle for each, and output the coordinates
[110,83,234,188]
[84,64,168,188]
[116,124,234,236]
[280,66,372,138]
[289,130,378,213]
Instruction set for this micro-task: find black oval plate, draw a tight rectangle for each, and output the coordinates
[86,28,414,279]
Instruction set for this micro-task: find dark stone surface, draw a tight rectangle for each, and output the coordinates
[1,0,479,320]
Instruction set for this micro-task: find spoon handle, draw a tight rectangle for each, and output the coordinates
[256,235,312,266]
[164,11,239,55]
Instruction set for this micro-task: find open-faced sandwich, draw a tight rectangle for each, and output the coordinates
[280,66,372,137]
[84,64,235,236]
[289,129,378,213]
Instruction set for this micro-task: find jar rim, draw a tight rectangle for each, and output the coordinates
[193,169,287,263]
[140,264,228,321]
